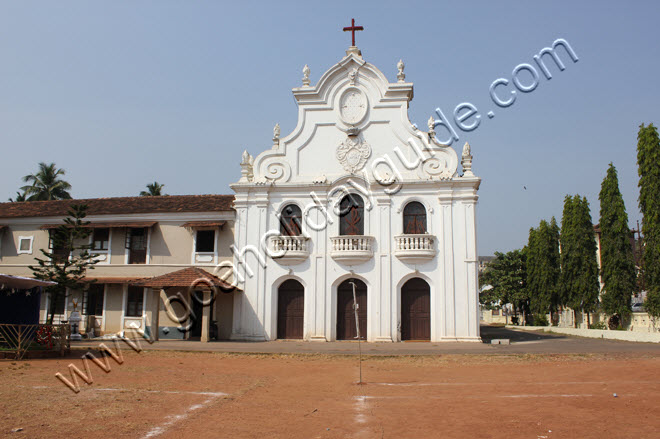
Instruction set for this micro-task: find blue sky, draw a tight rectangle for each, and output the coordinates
[1,1,658,255]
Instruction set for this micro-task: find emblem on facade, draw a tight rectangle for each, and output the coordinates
[339,88,367,125]
[336,136,371,173]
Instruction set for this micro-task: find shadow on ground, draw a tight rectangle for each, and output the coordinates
[480,325,565,343]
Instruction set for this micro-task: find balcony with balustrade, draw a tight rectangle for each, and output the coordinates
[330,235,375,265]
[269,235,310,265]
[394,234,436,264]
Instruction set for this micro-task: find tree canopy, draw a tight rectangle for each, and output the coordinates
[527,218,561,316]
[29,205,98,324]
[599,163,636,324]
[140,181,166,196]
[560,195,600,317]
[637,123,660,318]
[479,249,528,317]
[20,162,72,201]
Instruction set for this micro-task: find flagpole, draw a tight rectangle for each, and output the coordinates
[349,281,363,384]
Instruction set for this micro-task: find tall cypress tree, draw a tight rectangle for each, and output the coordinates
[637,124,660,318]
[528,220,560,318]
[560,195,600,326]
[599,163,636,326]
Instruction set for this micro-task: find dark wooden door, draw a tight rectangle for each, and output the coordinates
[277,280,305,339]
[337,279,367,340]
[401,278,431,341]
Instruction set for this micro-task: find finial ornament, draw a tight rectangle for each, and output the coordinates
[397,59,405,82]
[461,142,474,177]
[302,64,311,87]
[272,123,281,148]
[428,116,436,138]
[240,150,254,182]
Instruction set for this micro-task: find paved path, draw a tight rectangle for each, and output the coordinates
[70,325,660,356]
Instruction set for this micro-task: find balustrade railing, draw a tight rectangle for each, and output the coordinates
[270,235,309,254]
[330,235,374,252]
[394,234,435,251]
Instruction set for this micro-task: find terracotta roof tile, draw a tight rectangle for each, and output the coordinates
[0,195,234,219]
[133,267,237,291]
[82,277,148,284]
[41,221,158,229]
[181,221,226,228]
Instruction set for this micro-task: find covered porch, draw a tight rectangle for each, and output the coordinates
[134,267,237,342]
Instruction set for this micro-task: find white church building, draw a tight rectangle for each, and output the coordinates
[229,41,481,342]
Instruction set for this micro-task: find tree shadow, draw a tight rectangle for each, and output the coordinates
[480,324,566,343]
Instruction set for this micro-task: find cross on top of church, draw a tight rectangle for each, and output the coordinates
[343,18,364,47]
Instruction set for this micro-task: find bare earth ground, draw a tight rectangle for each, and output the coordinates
[1,348,660,439]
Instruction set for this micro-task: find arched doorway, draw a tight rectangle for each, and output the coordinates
[277,280,304,339]
[401,278,430,341]
[337,278,367,340]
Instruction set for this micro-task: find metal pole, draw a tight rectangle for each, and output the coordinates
[349,281,363,384]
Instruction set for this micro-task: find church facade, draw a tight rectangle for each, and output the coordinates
[229,45,481,342]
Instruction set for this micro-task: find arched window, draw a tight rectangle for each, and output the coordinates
[339,194,364,235]
[403,201,427,234]
[280,204,302,236]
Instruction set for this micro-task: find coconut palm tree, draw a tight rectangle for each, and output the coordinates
[21,163,72,201]
[140,181,165,196]
[9,191,26,202]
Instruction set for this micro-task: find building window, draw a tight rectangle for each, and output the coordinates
[17,236,33,254]
[403,201,427,234]
[280,204,302,236]
[92,228,110,251]
[125,228,148,264]
[125,286,144,317]
[492,309,500,316]
[48,230,70,263]
[84,284,104,316]
[339,194,364,236]
[195,230,215,253]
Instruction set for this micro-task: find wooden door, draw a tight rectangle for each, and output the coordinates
[337,279,367,340]
[277,280,305,339]
[401,278,431,341]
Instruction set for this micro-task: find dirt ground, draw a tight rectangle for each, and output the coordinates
[1,349,659,438]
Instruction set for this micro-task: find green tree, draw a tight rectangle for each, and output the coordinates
[560,195,600,327]
[527,218,561,320]
[8,191,26,202]
[21,162,72,201]
[599,163,636,327]
[479,249,528,324]
[637,123,660,318]
[29,205,98,324]
[140,182,165,196]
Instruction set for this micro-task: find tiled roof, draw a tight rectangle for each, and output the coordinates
[133,267,237,291]
[41,221,158,229]
[0,195,234,219]
[81,277,148,284]
[181,221,226,228]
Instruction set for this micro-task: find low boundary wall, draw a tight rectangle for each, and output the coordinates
[506,325,660,343]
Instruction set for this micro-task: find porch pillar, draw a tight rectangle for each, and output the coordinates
[201,289,211,342]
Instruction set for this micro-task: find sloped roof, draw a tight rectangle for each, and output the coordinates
[0,274,56,289]
[133,267,237,291]
[81,277,148,284]
[0,195,234,219]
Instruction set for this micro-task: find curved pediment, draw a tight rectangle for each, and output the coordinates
[238,50,460,188]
